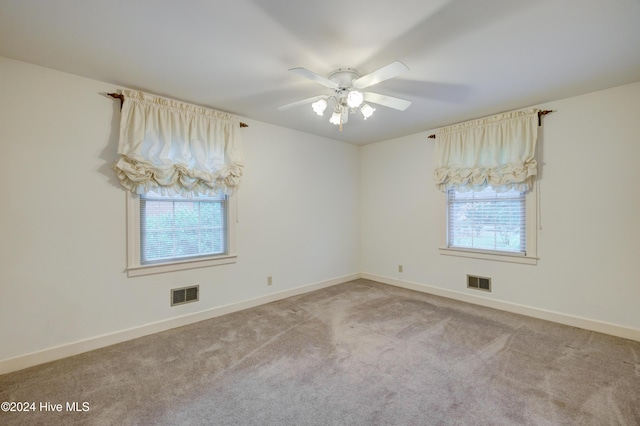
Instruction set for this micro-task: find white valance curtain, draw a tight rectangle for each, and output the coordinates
[433,108,539,193]
[113,89,244,196]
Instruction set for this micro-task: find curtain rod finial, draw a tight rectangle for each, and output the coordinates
[538,109,553,126]
[107,92,124,110]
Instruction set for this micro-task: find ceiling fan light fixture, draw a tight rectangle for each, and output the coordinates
[329,109,341,125]
[311,99,327,116]
[361,103,375,120]
[347,90,364,108]
[280,60,411,130]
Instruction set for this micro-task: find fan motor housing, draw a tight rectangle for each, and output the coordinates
[328,68,360,88]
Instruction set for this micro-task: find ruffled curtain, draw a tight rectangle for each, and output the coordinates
[113,89,244,196]
[433,108,538,193]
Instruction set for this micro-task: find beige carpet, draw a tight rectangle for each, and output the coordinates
[1,279,639,425]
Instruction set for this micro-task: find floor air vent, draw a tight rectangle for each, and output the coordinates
[171,285,199,306]
[467,275,491,292]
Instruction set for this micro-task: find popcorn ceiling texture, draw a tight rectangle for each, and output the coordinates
[1,279,639,425]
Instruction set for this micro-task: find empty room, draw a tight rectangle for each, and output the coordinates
[1,0,639,424]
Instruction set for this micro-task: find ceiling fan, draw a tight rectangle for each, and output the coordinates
[278,60,412,130]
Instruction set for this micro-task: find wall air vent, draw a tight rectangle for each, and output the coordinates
[467,275,491,292]
[171,285,199,306]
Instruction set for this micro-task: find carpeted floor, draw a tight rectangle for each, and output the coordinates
[1,279,639,425]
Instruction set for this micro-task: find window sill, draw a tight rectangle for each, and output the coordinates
[127,254,238,277]
[439,247,537,265]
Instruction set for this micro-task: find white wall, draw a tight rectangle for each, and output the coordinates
[361,81,640,332]
[0,57,360,363]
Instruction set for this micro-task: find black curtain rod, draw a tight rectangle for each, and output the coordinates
[107,93,249,128]
[427,110,553,139]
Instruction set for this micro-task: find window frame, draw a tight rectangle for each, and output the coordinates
[125,191,237,277]
[439,184,538,265]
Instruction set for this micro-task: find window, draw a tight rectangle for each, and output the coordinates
[433,109,540,265]
[448,188,525,253]
[141,191,228,264]
[440,186,537,265]
[126,191,237,277]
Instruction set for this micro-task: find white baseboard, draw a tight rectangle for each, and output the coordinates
[361,273,640,342]
[0,273,359,375]
[4,272,638,375]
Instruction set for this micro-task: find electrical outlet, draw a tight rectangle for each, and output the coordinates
[267,276,273,286]
[398,265,403,273]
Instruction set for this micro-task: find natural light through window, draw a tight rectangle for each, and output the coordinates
[447,188,526,254]
[140,191,228,264]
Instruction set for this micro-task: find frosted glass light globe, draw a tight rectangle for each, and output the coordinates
[347,90,364,108]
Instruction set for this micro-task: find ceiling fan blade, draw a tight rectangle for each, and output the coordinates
[277,95,327,111]
[289,67,338,89]
[353,61,409,90]
[363,92,412,111]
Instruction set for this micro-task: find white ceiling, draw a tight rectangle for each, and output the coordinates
[1,0,639,145]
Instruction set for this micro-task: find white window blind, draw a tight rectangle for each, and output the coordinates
[447,187,526,254]
[140,191,228,264]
